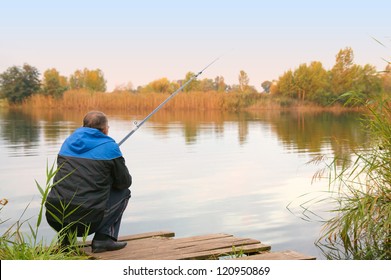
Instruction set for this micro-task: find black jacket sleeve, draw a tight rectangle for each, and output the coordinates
[112,156,132,190]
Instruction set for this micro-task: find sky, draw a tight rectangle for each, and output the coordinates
[0,0,390,91]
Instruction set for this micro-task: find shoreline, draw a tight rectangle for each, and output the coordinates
[1,91,363,114]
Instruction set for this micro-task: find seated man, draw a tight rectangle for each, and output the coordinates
[45,111,132,253]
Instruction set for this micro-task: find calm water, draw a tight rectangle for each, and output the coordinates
[0,107,367,259]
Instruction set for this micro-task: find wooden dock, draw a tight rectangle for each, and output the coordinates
[82,231,316,260]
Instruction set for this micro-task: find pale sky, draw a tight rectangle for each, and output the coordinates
[0,0,390,91]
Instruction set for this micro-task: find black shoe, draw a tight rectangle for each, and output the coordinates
[91,238,127,253]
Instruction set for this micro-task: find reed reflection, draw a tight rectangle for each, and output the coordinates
[0,107,366,161]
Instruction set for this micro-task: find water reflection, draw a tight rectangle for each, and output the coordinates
[0,108,367,161]
[0,107,368,259]
[0,109,40,156]
[253,110,367,160]
[0,108,80,156]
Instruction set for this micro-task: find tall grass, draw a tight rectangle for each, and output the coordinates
[20,89,361,113]
[0,161,88,260]
[314,94,391,259]
[23,90,276,111]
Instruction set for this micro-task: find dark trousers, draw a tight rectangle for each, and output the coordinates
[94,188,131,241]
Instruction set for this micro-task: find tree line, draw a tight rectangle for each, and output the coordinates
[1,47,390,106]
[0,67,107,103]
[272,47,389,106]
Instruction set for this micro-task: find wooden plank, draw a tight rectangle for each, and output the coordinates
[119,231,175,241]
[86,236,230,260]
[236,250,316,260]
[136,242,271,260]
[161,233,233,245]
[101,237,268,260]
[134,236,258,255]
[81,231,175,247]
[111,234,236,255]
[175,237,260,253]
[178,243,272,260]
[143,238,261,260]
[87,235,268,260]
[83,232,313,261]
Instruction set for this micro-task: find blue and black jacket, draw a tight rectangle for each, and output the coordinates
[45,127,132,235]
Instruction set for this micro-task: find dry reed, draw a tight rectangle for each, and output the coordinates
[23,90,268,111]
[22,89,356,113]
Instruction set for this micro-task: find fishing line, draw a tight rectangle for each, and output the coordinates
[118,56,221,146]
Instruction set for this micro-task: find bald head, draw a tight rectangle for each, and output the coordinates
[83,111,109,134]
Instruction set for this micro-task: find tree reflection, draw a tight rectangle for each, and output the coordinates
[0,108,40,155]
[0,108,368,162]
[255,110,368,164]
[0,108,80,156]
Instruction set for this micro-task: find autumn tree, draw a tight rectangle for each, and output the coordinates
[84,68,106,92]
[42,68,68,98]
[214,76,227,92]
[238,70,249,92]
[69,69,83,90]
[276,48,381,105]
[69,68,107,92]
[330,47,381,104]
[199,78,215,91]
[330,47,356,96]
[141,77,179,93]
[182,72,201,92]
[348,64,381,102]
[0,64,40,103]
[294,61,329,102]
[261,80,272,93]
[276,70,295,97]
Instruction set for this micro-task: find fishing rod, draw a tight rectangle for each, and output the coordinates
[118,56,220,146]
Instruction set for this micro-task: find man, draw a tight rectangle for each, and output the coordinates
[45,111,132,253]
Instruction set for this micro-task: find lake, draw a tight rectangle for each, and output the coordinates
[0,107,367,259]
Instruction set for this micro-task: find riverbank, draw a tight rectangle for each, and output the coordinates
[2,90,362,113]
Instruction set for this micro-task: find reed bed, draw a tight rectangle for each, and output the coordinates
[312,94,391,259]
[22,90,359,113]
[23,90,274,111]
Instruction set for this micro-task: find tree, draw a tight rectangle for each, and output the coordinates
[238,70,249,92]
[330,47,356,95]
[0,64,40,103]
[330,48,381,104]
[276,70,295,97]
[69,68,107,92]
[349,64,381,101]
[84,68,106,92]
[276,62,329,103]
[214,76,227,92]
[42,68,68,98]
[199,78,215,91]
[141,77,177,93]
[294,61,328,101]
[182,72,201,92]
[69,69,84,90]
[261,80,272,93]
